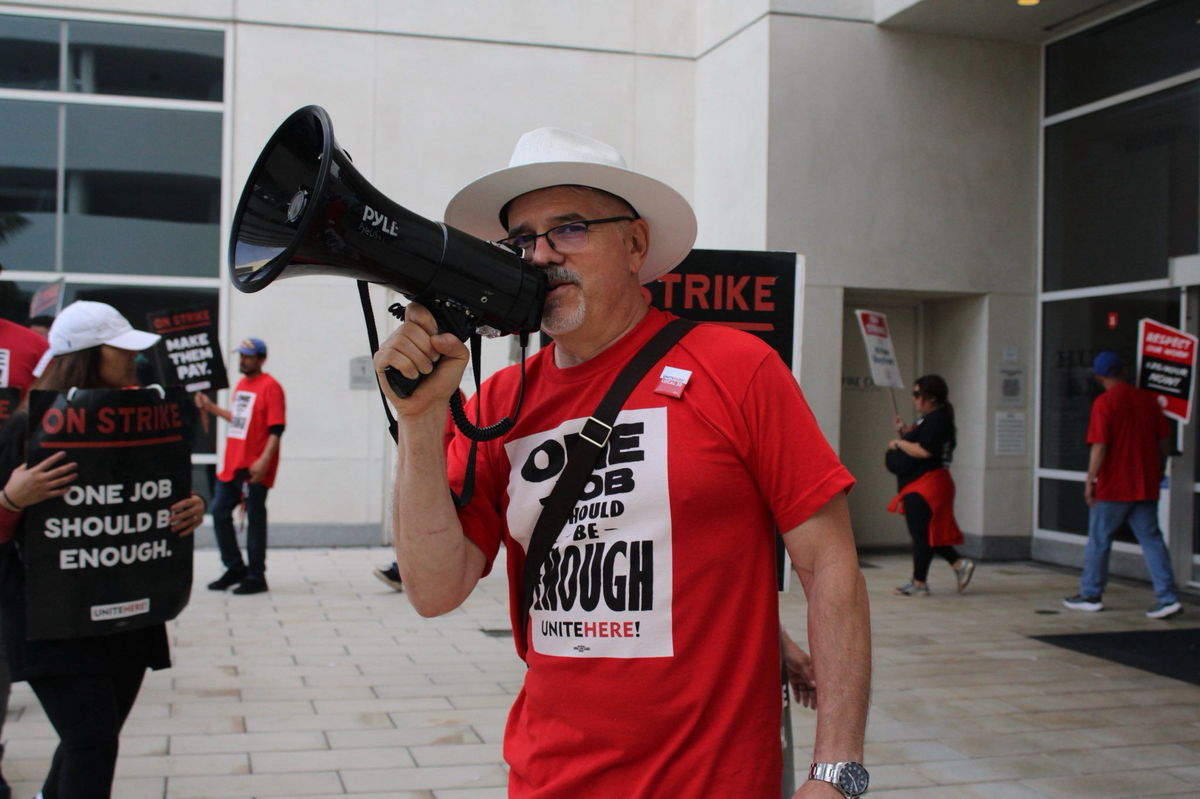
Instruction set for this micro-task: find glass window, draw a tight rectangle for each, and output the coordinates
[0,100,58,273]
[62,105,221,278]
[1040,289,1180,472]
[1045,0,1200,117]
[0,14,60,90]
[1043,82,1200,293]
[0,279,50,324]
[1039,476,1138,544]
[67,20,222,101]
[1193,494,1200,578]
[1038,478,1088,535]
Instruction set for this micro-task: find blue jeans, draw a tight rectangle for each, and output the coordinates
[211,470,270,580]
[1080,500,1178,604]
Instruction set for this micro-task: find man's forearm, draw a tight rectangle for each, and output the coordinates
[805,556,871,761]
[258,433,281,463]
[1086,443,1106,485]
[393,411,482,617]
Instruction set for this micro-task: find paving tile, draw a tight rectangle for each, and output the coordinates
[168,730,328,755]
[164,771,345,797]
[115,752,250,777]
[341,763,508,791]
[250,746,415,772]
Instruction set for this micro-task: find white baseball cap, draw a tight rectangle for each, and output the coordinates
[33,300,161,377]
[444,127,697,285]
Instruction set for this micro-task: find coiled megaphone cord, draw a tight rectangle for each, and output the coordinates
[448,333,527,442]
[385,302,527,443]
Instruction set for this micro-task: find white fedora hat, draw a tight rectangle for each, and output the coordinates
[444,128,696,284]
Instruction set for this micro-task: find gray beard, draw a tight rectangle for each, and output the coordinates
[540,267,585,336]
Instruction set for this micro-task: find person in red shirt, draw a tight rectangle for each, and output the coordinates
[0,318,49,399]
[0,315,50,795]
[1064,350,1181,618]
[373,128,871,799]
[195,338,285,595]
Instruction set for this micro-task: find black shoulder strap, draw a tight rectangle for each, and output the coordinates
[516,317,697,654]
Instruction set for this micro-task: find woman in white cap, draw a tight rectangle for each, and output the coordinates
[0,300,204,799]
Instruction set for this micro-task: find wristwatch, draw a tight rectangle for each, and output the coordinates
[808,761,869,797]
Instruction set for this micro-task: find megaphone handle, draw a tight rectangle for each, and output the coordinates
[383,366,422,399]
[381,301,479,399]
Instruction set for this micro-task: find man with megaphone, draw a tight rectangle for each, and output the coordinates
[375,129,872,799]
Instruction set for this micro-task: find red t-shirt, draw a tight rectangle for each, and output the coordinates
[0,319,49,399]
[1086,381,1168,502]
[218,372,286,488]
[448,308,854,798]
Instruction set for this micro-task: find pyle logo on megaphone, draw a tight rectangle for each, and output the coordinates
[361,205,399,238]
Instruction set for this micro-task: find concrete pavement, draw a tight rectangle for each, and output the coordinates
[2,547,1197,797]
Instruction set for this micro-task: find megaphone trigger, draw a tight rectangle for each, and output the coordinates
[380,300,476,399]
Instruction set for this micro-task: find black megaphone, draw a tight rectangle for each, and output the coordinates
[228,105,546,397]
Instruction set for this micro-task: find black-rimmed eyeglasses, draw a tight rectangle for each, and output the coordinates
[496,216,636,260]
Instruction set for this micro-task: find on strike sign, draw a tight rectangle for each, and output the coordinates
[23,387,194,640]
[1137,318,1197,423]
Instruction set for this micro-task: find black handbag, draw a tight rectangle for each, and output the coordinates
[884,446,916,476]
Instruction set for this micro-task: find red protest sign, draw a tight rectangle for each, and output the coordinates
[28,279,64,319]
[1137,318,1197,423]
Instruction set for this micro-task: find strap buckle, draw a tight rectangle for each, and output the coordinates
[579,416,613,448]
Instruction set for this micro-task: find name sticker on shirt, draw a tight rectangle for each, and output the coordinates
[655,366,692,399]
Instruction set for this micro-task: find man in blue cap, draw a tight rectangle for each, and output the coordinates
[1064,350,1181,618]
[196,337,286,595]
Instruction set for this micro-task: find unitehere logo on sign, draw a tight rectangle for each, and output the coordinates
[90,598,151,621]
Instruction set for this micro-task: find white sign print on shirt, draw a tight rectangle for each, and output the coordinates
[504,406,674,659]
[228,390,256,440]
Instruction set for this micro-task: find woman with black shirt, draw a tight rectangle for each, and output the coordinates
[0,301,204,799]
[886,374,975,596]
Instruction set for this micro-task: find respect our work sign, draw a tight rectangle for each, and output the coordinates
[854,309,906,390]
[1137,318,1197,424]
[146,305,228,393]
[22,387,194,640]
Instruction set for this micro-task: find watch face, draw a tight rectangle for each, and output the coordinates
[838,762,869,795]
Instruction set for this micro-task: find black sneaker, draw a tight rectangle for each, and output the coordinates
[1063,594,1103,612]
[232,576,269,595]
[1146,600,1182,619]
[207,567,247,591]
[373,563,403,592]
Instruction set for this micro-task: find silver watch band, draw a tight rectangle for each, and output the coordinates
[808,761,863,798]
[809,762,840,784]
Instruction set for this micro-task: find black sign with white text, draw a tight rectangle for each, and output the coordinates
[146,306,228,392]
[23,387,194,640]
[643,249,797,366]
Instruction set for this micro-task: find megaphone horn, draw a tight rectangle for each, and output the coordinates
[228,105,546,397]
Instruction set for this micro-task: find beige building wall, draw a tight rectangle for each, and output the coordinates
[7,0,1044,552]
[766,14,1039,555]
